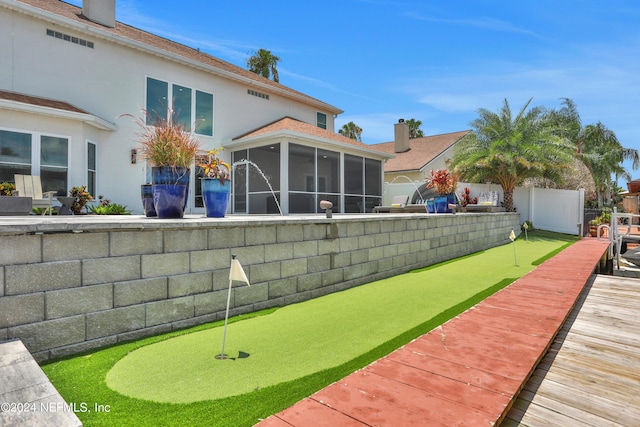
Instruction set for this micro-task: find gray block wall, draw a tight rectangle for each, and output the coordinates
[0,213,519,361]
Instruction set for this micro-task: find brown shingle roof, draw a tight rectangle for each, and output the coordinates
[11,0,341,114]
[370,130,471,173]
[233,117,392,157]
[0,89,88,114]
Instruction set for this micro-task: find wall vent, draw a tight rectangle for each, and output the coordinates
[248,89,269,100]
[46,29,94,49]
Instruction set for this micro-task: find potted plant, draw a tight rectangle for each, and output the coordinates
[69,185,93,214]
[0,181,32,216]
[127,109,201,219]
[458,187,478,207]
[426,169,457,213]
[589,212,611,237]
[88,196,132,215]
[198,148,231,218]
[140,184,157,217]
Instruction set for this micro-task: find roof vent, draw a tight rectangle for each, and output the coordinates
[82,0,116,28]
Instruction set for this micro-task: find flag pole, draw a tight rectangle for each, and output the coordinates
[216,255,236,360]
[216,254,250,360]
[509,229,519,267]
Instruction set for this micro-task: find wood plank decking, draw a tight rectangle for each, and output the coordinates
[502,274,640,426]
[256,238,613,427]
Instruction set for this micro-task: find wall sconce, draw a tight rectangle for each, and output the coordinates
[131,148,137,164]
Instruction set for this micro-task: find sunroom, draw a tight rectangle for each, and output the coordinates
[221,117,393,215]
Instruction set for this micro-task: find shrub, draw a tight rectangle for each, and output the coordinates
[89,196,131,215]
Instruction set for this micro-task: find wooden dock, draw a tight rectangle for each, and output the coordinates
[256,238,613,427]
[502,274,640,426]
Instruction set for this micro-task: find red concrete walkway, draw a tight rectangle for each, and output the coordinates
[255,238,609,427]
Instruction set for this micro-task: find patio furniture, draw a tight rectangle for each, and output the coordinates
[372,195,409,213]
[56,196,76,215]
[461,190,506,212]
[14,174,55,215]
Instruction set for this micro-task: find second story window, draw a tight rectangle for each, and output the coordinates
[317,112,327,130]
[145,77,214,136]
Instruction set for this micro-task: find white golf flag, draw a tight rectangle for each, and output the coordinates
[509,229,516,242]
[229,258,250,286]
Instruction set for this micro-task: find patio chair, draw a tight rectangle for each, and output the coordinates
[14,174,55,215]
[373,195,409,213]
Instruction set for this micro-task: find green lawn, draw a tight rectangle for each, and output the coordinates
[43,230,576,426]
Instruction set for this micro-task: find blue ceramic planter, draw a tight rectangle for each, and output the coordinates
[426,199,435,213]
[152,184,187,219]
[201,178,230,218]
[152,166,190,210]
[151,166,190,185]
[434,193,457,213]
[140,184,157,217]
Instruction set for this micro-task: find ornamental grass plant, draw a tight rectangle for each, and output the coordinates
[124,109,201,169]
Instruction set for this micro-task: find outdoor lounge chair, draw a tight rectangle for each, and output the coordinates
[461,190,506,212]
[372,195,409,213]
[14,174,55,215]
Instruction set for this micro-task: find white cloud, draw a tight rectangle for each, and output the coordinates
[403,12,541,38]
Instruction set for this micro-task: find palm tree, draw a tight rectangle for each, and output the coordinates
[450,98,574,211]
[338,121,363,141]
[247,49,280,82]
[551,98,639,207]
[405,118,424,139]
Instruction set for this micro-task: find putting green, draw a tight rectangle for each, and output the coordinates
[106,234,570,403]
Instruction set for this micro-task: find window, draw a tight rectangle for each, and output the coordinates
[87,142,96,197]
[172,84,192,131]
[365,158,382,195]
[344,154,363,195]
[317,112,327,129]
[289,144,316,213]
[40,135,68,194]
[232,150,247,213]
[232,145,281,214]
[0,129,69,193]
[146,78,214,136]
[289,144,315,192]
[344,154,382,213]
[146,78,168,125]
[195,91,213,136]
[287,144,341,213]
[0,130,31,182]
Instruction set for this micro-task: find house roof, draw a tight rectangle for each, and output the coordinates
[8,0,342,115]
[370,130,471,173]
[0,89,87,114]
[0,89,117,130]
[230,117,394,159]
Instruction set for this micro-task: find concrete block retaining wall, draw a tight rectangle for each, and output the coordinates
[0,213,519,361]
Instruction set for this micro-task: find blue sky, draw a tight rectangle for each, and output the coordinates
[68,0,640,181]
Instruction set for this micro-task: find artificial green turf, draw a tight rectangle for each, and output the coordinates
[42,230,576,426]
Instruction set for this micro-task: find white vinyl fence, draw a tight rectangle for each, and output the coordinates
[382,181,585,235]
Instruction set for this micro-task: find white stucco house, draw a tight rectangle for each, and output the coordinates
[0,0,392,215]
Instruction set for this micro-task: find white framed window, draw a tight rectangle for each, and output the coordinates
[0,127,69,194]
[87,141,97,197]
[145,77,214,136]
[317,112,327,129]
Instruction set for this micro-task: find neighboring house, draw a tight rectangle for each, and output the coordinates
[0,0,392,214]
[370,121,471,202]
